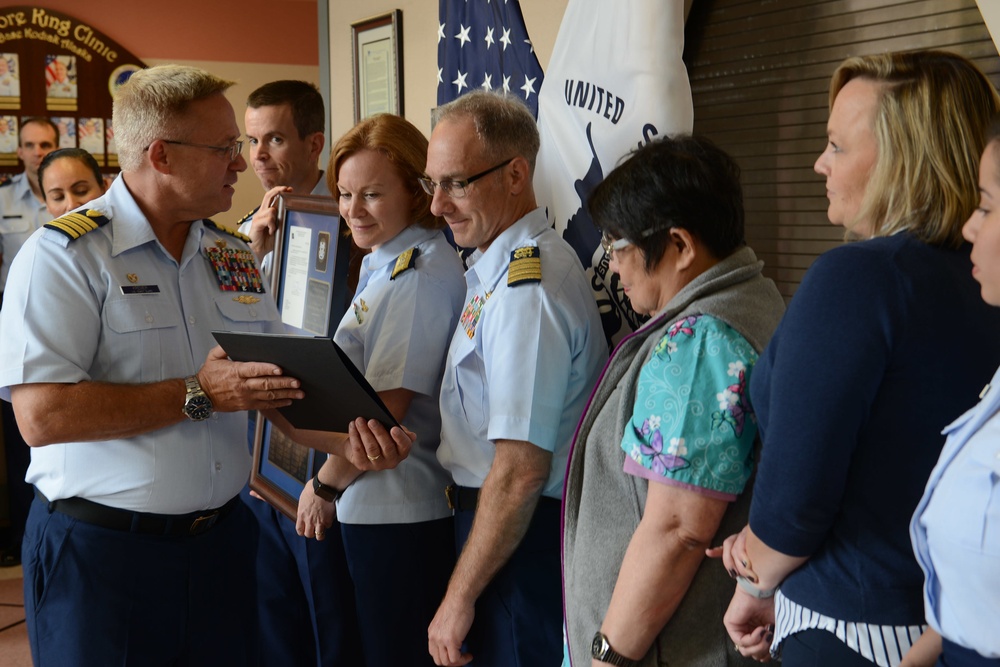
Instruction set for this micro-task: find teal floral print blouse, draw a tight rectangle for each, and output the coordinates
[620,314,760,498]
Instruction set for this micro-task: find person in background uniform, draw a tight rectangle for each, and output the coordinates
[237,79,365,667]
[401,89,607,666]
[0,64,303,667]
[0,116,58,568]
[901,117,1000,667]
[37,148,107,218]
[266,112,465,667]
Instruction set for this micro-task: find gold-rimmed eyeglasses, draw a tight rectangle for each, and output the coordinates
[151,139,245,162]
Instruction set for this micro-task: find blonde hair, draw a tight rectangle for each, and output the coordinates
[829,51,1000,247]
[329,113,441,229]
[113,65,235,172]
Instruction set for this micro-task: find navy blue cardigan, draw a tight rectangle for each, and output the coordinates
[750,233,1000,624]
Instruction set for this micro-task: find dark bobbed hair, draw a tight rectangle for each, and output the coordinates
[588,134,745,271]
[247,80,324,139]
[38,148,104,200]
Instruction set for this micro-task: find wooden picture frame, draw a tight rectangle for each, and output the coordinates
[351,10,403,123]
[248,194,350,518]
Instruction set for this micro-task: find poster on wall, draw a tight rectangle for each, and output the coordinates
[0,6,146,172]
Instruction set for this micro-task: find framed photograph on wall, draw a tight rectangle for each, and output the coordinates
[351,10,403,123]
[248,193,350,518]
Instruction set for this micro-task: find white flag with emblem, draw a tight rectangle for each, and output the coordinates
[534,0,693,346]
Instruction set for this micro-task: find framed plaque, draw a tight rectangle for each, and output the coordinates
[351,10,403,123]
[272,194,350,337]
[248,193,350,518]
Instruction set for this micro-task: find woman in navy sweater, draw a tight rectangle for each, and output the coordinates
[714,51,1000,666]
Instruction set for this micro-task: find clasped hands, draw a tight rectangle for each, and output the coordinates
[706,527,775,662]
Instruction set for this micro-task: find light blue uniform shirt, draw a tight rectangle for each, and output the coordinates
[437,207,607,498]
[0,172,51,290]
[0,176,281,513]
[911,364,1000,657]
[334,224,465,524]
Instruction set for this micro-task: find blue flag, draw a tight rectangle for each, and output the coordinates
[436,0,544,116]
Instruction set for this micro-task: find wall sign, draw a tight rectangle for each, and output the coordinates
[0,6,145,170]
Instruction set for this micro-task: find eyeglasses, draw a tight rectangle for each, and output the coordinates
[600,233,633,256]
[155,139,245,162]
[418,157,514,199]
[600,226,669,258]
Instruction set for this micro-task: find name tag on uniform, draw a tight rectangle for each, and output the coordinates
[120,285,160,295]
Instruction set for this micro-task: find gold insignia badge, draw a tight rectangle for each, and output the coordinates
[390,247,419,280]
[127,273,138,284]
[215,239,228,250]
[508,246,541,286]
[233,295,261,304]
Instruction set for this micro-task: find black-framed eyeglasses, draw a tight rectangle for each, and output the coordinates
[418,157,514,199]
[153,139,244,162]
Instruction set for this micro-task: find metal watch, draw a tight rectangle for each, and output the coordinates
[312,475,339,502]
[591,632,639,667]
[182,375,213,421]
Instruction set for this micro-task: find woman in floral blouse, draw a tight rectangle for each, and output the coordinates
[561,134,785,666]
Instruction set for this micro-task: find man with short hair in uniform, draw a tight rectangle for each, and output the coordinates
[237,79,364,667]
[0,116,58,567]
[0,65,303,666]
[355,90,607,665]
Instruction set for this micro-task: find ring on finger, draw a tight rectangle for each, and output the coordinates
[367,453,382,462]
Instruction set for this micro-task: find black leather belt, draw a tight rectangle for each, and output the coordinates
[445,484,480,512]
[36,489,239,537]
[445,484,560,512]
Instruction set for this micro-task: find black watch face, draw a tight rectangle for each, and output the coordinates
[186,396,212,421]
[592,633,605,657]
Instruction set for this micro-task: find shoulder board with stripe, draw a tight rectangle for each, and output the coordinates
[507,245,541,286]
[204,218,251,243]
[390,247,419,280]
[235,206,259,226]
[44,209,110,241]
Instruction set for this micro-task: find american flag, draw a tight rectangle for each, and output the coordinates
[436,0,544,117]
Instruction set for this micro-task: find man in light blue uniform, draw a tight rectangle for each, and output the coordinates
[0,116,59,567]
[422,90,608,666]
[0,65,303,667]
[236,79,364,667]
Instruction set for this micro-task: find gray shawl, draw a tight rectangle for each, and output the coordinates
[563,246,785,666]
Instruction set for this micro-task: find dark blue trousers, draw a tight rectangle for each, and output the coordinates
[454,497,562,667]
[342,517,455,667]
[241,488,364,667]
[23,494,259,667]
[938,639,1000,667]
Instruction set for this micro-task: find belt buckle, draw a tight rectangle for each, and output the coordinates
[445,485,456,511]
[189,510,219,535]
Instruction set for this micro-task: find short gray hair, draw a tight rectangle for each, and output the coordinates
[431,90,540,174]
[113,65,235,171]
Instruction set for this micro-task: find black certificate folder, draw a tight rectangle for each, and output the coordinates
[211,331,398,432]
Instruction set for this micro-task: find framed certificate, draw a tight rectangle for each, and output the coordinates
[272,194,351,337]
[351,10,403,123]
[247,193,350,518]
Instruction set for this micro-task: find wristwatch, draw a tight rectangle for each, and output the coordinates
[182,375,213,421]
[312,475,339,502]
[737,575,777,599]
[591,632,639,667]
